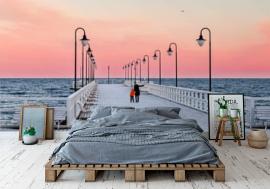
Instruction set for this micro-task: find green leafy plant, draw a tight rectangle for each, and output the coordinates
[216,96,228,109]
[23,126,36,136]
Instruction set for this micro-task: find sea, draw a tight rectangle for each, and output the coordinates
[0,78,269,129]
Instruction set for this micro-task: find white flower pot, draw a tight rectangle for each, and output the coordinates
[219,108,228,117]
[230,109,239,118]
[23,135,37,145]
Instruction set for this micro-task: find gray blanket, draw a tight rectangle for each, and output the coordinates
[52,110,218,165]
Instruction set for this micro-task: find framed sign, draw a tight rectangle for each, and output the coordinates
[19,105,47,140]
[208,94,245,140]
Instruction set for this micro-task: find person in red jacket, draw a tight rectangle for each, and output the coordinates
[130,87,135,103]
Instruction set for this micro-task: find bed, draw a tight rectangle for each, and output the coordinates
[46,106,224,182]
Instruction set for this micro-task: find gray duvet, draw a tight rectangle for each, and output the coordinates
[52,108,218,165]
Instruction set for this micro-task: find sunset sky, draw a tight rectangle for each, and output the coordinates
[0,0,269,78]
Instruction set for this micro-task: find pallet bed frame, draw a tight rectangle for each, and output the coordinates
[45,158,225,182]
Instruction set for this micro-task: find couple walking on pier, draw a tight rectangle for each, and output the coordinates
[130,83,144,103]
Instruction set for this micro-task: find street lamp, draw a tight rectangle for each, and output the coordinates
[127,64,130,81]
[167,42,178,87]
[130,62,133,85]
[90,53,95,81]
[86,46,92,83]
[87,55,91,82]
[74,27,89,91]
[91,58,96,81]
[122,66,126,80]
[153,49,162,85]
[136,59,142,82]
[142,55,150,83]
[133,60,137,83]
[80,34,89,87]
[196,27,212,91]
[108,66,110,84]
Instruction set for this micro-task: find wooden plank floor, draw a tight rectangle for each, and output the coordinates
[0,131,270,189]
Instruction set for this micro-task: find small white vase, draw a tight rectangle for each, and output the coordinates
[219,108,228,117]
[230,109,239,118]
[23,135,37,145]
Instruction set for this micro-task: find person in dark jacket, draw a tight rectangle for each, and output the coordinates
[134,82,144,102]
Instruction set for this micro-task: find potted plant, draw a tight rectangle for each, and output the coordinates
[23,126,38,145]
[216,96,228,117]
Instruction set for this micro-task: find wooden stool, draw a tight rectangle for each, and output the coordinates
[215,116,241,146]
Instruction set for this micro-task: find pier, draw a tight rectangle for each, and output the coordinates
[66,81,270,131]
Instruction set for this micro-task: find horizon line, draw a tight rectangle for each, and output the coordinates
[0,77,269,79]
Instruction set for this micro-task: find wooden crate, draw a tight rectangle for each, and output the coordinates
[45,159,225,182]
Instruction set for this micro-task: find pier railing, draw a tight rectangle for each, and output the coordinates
[244,96,270,127]
[66,81,96,127]
[124,81,270,127]
[146,83,211,112]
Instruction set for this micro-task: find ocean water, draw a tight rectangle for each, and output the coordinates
[1,78,270,97]
[0,78,269,128]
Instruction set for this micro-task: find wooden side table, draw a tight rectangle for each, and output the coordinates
[215,116,241,146]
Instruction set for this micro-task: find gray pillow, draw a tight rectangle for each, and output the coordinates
[104,111,167,125]
[156,107,181,119]
[111,106,135,115]
[89,106,112,120]
[135,107,159,115]
[136,107,181,119]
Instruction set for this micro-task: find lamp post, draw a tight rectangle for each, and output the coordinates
[86,46,92,84]
[130,62,133,85]
[81,34,89,87]
[136,59,142,82]
[88,55,91,82]
[122,66,125,80]
[74,27,89,91]
[196,27,212,91]
[134,61,137,83]
[127,64,130,81]
[89,54,92,82]
[153,49,162,85]
[92,62,96,80]
[108,66,110,84]
[142,55,150,83]
[85,48,88,84]
[124,65,127,80]
[167,42,178,87]
[81,45,84,87]
[90,53,94,81]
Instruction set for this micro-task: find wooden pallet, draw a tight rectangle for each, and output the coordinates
[45,159,225,182]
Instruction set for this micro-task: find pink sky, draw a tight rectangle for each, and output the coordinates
[0,0,269,78]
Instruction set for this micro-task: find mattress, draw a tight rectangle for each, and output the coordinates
[51,106,218,165]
